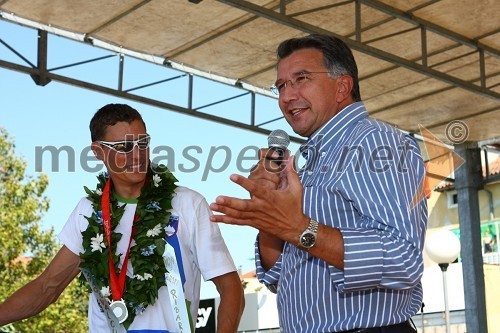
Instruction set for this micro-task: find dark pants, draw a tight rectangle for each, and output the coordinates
[340,320,417,333]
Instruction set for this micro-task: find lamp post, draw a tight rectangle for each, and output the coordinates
[425,229,461,333]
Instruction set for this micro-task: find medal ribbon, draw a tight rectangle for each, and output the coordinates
[102,178,137,302]
[80,267,125,333]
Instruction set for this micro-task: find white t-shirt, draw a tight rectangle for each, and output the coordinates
[59,186,236,333]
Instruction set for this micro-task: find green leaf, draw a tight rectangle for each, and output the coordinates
[154,239,166,256]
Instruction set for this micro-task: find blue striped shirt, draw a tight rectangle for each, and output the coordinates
[255,102,427,333]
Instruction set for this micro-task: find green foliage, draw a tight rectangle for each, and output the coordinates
[0,128,88,332]
[79,165,177,329]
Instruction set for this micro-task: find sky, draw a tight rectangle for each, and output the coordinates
[0,20,301,298]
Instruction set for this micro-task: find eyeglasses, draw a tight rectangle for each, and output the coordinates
[97,135,151,153]
[270,71,334,95]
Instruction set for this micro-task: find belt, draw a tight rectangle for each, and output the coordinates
[340,320,416,333]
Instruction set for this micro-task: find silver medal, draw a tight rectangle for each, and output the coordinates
[109,299,128,323]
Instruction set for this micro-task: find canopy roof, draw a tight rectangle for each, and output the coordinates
[1,2,499,331]
[1,0,499,144]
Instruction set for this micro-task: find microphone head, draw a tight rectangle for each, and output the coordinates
[268,129,290,149]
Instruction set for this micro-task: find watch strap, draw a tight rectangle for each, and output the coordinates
[307,218,319,234]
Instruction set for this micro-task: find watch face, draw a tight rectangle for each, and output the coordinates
[300,232,316,248]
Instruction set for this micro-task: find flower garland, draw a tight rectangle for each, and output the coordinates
[79,163,177,329]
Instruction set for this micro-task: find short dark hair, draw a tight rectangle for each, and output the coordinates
[276,34,361,102]
[89,104,146,141]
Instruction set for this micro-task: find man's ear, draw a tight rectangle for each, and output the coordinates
[335,75,354,103]
[91,142,105,161]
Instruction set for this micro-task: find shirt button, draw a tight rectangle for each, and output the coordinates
[307,170,313,175]
[321,151,326,157]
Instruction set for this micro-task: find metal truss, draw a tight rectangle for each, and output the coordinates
[1,0,499,146]
[218,0,499,101]
[0,25,306,145]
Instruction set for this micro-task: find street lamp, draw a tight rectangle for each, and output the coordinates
[425,229,461,333]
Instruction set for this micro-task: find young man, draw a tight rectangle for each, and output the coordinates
[210,34,426,332]
[0,103,244,332]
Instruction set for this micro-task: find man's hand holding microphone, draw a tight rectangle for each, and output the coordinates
[209,130,311,269]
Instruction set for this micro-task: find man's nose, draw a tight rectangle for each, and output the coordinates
[279,83,299,103]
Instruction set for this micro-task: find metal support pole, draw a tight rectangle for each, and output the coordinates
[355,0,361,42]
[420,303,425,333]
[188,74,194,110]
[439,263,451,333]
[421,26,428,67]
[118,54,124,91]
[279,0,286,15]
[454,142,488,333]
[31,29,51,86]
[250,92,255,126]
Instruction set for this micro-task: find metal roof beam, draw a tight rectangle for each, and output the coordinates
[216,0,500,101]
[0,54,305,143]
[289,1,353,17]
[48,54,116,72]
[370,70,500,119]
[359,0,500,59]
[123,74,188,93]
[0,37,36,67]
[425,105,500,130]
[165,0,298,59]
[86,0,153,36]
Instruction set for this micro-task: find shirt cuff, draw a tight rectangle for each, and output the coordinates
[330,228,383,293]
[255,235,282,293]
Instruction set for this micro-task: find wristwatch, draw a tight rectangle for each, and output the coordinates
[298,218,319,249]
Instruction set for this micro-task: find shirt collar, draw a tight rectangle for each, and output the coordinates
[300,102,367,159]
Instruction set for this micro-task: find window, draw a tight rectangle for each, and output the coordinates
[447,191,458,208]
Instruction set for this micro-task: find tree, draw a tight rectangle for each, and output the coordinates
[0,128,88,332]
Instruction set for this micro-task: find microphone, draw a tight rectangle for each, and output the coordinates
[267,129,290,166]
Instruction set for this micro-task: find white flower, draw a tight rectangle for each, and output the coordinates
[100,286,111,298]
[95,188,102,196]
[135,273,153,281]
[90,233,106,252]
[152,174,161,187]
[146,223,162,237]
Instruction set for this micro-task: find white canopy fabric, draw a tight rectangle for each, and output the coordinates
[1,0,498,143]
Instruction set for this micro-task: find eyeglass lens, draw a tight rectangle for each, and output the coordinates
[107,136,150,153]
